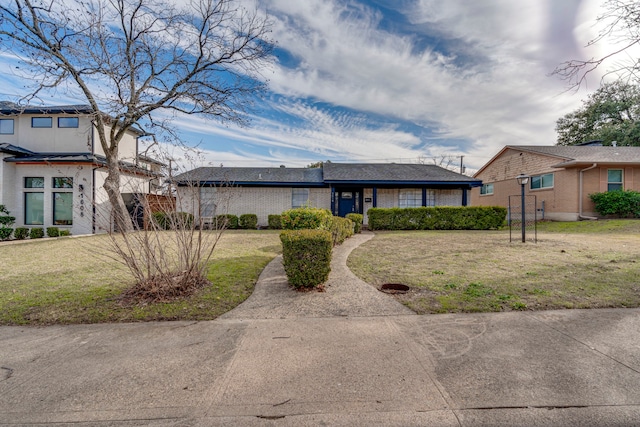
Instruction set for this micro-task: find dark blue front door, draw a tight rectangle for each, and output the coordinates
[338,191,356,217]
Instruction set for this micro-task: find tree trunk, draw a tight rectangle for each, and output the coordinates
[104,150,133,232]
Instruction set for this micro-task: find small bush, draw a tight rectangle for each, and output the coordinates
[281,207,333,230]
[30,228,45,239]
[59,230,71,236]
[589,190,640,218]
[215,214,238,229]
[280,229,332,289]
[367,206,506,230]
[152,211,195,230]
[239,214,258,229]
[46,227,60,237]
[345,213,363,233]
[268,214,282,229]
[330,216,354,246]
[0,204,15,241]
[14,227,29,240]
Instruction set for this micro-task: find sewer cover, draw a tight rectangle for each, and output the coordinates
[379,283,410,294]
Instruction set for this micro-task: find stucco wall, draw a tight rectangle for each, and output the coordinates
[1,114,93,152]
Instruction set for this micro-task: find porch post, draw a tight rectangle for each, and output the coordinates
[422,188,427,207]
[462,188,468,206]
[372,187,377,207]
[331,187,336,215]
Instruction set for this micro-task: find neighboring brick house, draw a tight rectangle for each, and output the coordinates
[175,162,482,227]
[471,145,640,221]
[0,103,163,235]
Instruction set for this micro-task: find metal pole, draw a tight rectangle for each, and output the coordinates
[521,183,526,243]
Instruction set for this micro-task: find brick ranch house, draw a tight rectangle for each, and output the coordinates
[0,102,163,235]
[174,162,482,227]
[470,144,640,221]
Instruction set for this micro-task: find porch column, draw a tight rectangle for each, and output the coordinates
[422,188,427,207]
[462,188,468,206]
[372,187,377,207]
[331,187,336,215]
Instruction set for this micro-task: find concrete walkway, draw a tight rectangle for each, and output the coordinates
[2,233,640,426]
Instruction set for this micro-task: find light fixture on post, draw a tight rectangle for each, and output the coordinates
[515,174,530,243]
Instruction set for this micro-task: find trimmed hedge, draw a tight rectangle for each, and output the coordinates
[281,207,333,230]
[14,227,29,240]
[280,229,332,289]
[589,190,640,218]
[30,228,45,239]
[215,214,238,229]
[239,214,258,229]
[268,214,282,229]
[152,211,195,230]
[330,216,354,246]
[46,227,60,238]
[345,213,363,233]
[367,206,507,230]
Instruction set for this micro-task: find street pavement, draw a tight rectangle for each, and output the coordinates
[2,232,640,426]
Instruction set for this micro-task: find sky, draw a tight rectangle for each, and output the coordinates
[0,0,622,174]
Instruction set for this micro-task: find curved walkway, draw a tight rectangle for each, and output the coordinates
[221,231,415,319]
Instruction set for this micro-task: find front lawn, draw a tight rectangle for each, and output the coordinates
[348,220,640,313]
[0,230,281,325]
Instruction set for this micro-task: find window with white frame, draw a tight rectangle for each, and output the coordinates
[530,173,554,190]
[480,183,494,195]
[399,189,422,208]
[0,119,14,134]
[292,188,309,208]
[607,169,623,191]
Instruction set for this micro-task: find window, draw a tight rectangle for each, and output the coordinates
[31,117,52,128]
[530,173,554,190]
[58,117,79,128]
[25,177,44,188]
[25,192,44,225]
[292,188,309,208]
[399,189,422,208]
[480,183,494,195]
[608,169,623,191]
[0,118,14,134]
[53,192,73,225]
[53,177,73,188]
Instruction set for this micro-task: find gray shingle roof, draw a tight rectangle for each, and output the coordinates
[0,103,94,115]
[323,163,479,183]
[512,146,640,166]
[174,167,324,186]
[176,163,480,186]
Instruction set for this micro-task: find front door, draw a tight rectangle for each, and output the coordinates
[338,191,356,217]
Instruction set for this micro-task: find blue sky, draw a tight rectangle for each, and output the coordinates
[0,0,618,173]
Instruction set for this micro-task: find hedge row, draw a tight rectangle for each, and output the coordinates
[280,229,332,289]
[367,206,507,230]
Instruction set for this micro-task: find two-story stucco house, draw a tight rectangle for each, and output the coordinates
[0,102,162,235]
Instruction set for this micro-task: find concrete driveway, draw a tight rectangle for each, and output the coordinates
[2,233,640,426]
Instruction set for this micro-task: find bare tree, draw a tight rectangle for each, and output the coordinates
[0,0,273,231]
[554,0,640,88]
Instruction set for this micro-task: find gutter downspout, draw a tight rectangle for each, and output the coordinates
[579,163,598,220]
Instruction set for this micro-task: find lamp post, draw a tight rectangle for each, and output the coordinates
[516,174,530,243]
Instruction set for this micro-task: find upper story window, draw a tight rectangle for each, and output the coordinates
[292,188,309,208]
[58,117,79,128]
[31,117,52,128]
[399,188,422,208]
[530,173,554,190]
[480,183,494,195]
[0,118,14,134]
[607,169,623,191]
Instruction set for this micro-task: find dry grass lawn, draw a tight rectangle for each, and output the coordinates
[348,220,640,313]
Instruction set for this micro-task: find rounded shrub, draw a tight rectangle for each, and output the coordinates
[239,214,258,229]
[46,227,60,237]
[345,213,363,233]
[14,227,29,240]
[30,228,45,239]
[281,207,333,230]
[268,214,282,229]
